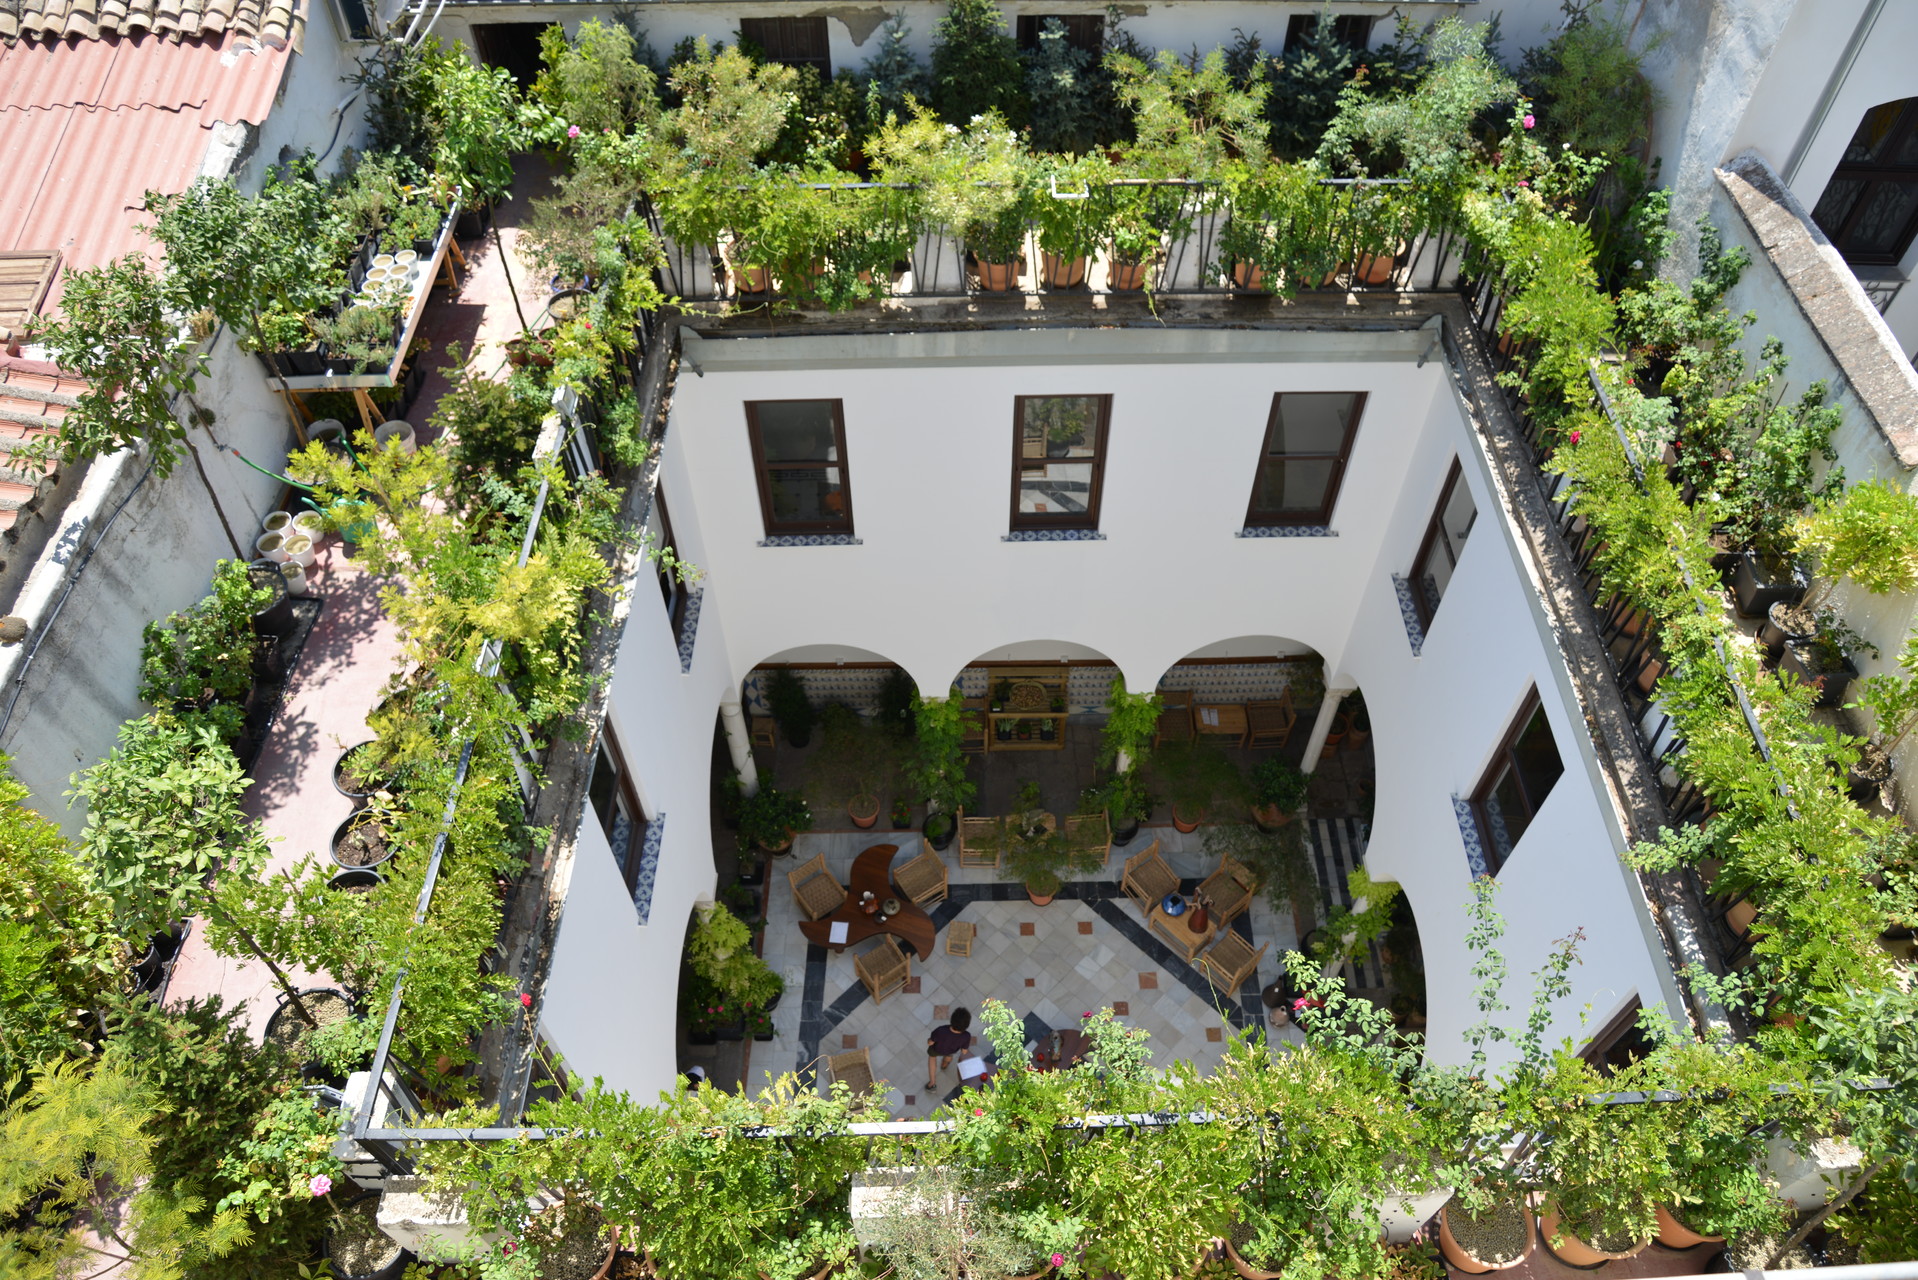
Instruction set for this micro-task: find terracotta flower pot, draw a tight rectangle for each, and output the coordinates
[734,264,772,295]
[1041,252,1087,287]
[848,794,879,829]
[1356,244,1403,285]
[1027,886,1056,906]
[1108,258,1150,291]
[975,257,1024,291]
[1437,1199,1536,1274]
[1653,1204,1724,1249]
[1538,1202,1649,1266]
[1171,805,1203,833]
[1231,260,1266,291]
[1251,804,1295,832]
[1224,1239,1283,1280]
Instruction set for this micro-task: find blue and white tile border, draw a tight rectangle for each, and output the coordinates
[757,533,863,547]
[632,812,666,925]
[1391,574,1426,656]
[1002,529,1107,542]
[1236,525,1337,538]
[1452,795,1490,879]
[676,587,703,674]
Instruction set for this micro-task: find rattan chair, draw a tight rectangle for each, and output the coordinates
[1120,840,1178,916]
[1155,689,1194,747]
[749,715,777,749]
[855,936,911,1004]
[1246,692,1297,749]
[1200,932,1267,993]
[896,844,949,907]
[1062,812,1111,868]
[946,920,976,957]
[958,813,1004,868]
[828,1047,875,1095]
[787,852,844,921]
[960,697,988,754]
[1198,855,1256,928]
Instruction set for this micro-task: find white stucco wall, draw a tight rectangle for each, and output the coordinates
[540,323,1679,1095]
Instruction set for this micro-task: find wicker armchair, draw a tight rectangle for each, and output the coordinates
[958,813,1004,868]
[1120,840,1177,915]
[787,853,844,921]
[896,844,949,907]
[1062,812,1111,867]
[1155,689,1194,747]
[1200,932,1267,993]
[1246,693,1297,749]
[1198,855,1256,928]
[828,1048,875,1095]
[855,936,911,1004]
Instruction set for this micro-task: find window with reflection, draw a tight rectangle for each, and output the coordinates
[1411,460,1477,628]
[1810,96,1918,265]
[745,400,852,535]
[1472,690,1564,873]
[588,723,647,895]
[1011,395,1111,530]
[1245,392,1365,527]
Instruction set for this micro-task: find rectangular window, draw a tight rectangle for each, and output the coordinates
[1472,690,1564,873]
[1011,395,1112,531]
[588,724,647,893]
[745,400,853,536]
[1410,460,1478,628]
[1284,13,1375,51]
[648,485,689,637]
[1016,14,1104,53]
[738,16,832,76]
[1245,392,1365,527]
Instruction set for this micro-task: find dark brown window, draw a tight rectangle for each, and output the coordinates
[1472,690,1564,873]
[648,485,690,637]
[1810,97,1918,265]
[1011,395,1112,531]
[1579,999,1653,1078]
[1244,392,1365,527]
[1016,14,1104,53]
[588,723,647,894]
[1284,13,1375,51]
[1410,460,1478,628]
[738,16,832,76]
[745,400,853,536]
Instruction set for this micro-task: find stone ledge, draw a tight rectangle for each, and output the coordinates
[1717,150,1918,469]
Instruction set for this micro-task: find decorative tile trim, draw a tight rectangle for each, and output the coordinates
[1002,528,1106,542]
[1452,796,1490,879]
[757,533,863,547]
[675,587,703,674]
[632,812,666,925]
[1391,574,1426,656]
[1236,525,1337,538]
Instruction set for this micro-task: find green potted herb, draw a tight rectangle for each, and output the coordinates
[1032,154,1109,289]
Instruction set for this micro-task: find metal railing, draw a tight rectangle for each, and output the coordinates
[643,178,1466,304]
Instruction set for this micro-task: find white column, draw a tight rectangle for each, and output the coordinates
[1299,685,1356,775]
[719,696,761,798]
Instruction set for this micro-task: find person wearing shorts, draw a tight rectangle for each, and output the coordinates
[926,1007,974,1090]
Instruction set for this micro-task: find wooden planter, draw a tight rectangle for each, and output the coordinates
[1538,1202,1649,1267]
[1653,1205,1724,1249]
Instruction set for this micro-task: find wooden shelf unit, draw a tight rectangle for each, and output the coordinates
[983,666,1068,751]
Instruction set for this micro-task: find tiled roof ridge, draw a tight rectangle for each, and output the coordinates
[0,0,299,48]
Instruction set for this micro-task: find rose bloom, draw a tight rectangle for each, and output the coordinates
[567,125,581,138]
[309,1174,333,1197]
[1051,1254,1067,1267]
[1523,113,1535,129]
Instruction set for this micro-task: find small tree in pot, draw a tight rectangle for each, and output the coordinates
[737,785,813,856]
[995,781,1103,904]
[912,688,978,850]
[1247,757,1308,829]
[763,667,817,748]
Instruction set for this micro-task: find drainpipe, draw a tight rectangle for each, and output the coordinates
[1299,682,1356,775]
[1781,0,1887,187]
[719,695,761,798]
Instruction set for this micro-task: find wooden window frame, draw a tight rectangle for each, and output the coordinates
[1009,394,1113,532]
[589,722,648,894]
[738,15,833,76]
[745,399,854,536]
[1470,688,1564,874]
[1284,13,1375,52]
[1409,459,1474,629]
[1578,997,1652,1077]
[1811,96,1918,266]
[1243,391,1366,528]
[652,485,690,638]
[1016,13,1104,54]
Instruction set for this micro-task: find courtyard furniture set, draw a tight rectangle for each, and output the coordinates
[1154,688,1298,749]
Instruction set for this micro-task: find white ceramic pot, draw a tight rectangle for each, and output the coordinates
[282,534,315,568]
[292,511,324,539]
[372,253,395,269]
[374,420,416,454]
[280,561,308,596]
[255,532,289,563]
[262,510,292,535]
[394,249,419,268]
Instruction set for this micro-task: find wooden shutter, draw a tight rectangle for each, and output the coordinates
[0,251,61,343]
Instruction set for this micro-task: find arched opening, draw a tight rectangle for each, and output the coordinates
[940,637,1124,819]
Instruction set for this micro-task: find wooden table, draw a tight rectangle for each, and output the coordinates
[1193,703,1248,746]
[799,843,936,958]
[1034,1028,1091,1070]
[1148,900,1220,962]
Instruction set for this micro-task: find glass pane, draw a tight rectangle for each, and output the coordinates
[1269,393,1360,456]
[1844,181,1918,257]
[1021,397,1101,459]
[767,468,849,526]
[755,401,839,462]
[1510,705,1564,813]
[1420,475,1479,613]
[1018,460,1095,517]
[1484,770,1529,864]
[1253,457,1334,516]
[1811,178,1865,240]
[1845,99,1913,163]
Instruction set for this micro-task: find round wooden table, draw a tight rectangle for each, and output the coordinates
[798,843,937,958]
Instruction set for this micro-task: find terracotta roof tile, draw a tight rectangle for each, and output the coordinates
[3,0,295,44]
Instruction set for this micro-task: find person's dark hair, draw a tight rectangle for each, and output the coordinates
[949,1007,972,1032]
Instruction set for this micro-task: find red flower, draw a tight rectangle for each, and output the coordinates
[1569,429,1581,444]
[519,992,533,1008]
[973,1108,984,1116]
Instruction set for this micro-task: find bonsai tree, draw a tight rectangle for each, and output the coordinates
[1247,756,1308,828]
[737,784,813,854]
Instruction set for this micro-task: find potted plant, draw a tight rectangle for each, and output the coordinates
[331,793,401,871]
[1084,770,1152,845]
[807,702,896,831]
[325,1191,412,1280]
[1778,611,1871,711]
[912,689,979,851]
[737,785,813,856]
[763,667,816,748]
[1033,154,1108,289]
[1534,1052,1669,1266]
[1851,631,1918,802]
[1151,739,1246,833]
[1247,758,1308,830]
[1104,186,1165,292]
[890,797,913,829]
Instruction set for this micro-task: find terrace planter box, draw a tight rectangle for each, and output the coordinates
[1779,642,1856,710]
[1730,551,1807,618]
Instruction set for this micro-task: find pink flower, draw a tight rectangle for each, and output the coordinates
[567,125,581,138]
[1082,1011,1093,1019]
[502,1241,518,1256]
[1522,114,1535,129]
[520,992,533,1008]
[309,1175,332,1197]
[1051,1254,1067,1267]
[1517,180,1530,188]
[973,1108,984,1116]
[1569,429,1581,444]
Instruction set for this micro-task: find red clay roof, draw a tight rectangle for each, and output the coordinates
[1,0,301,49]
[0,32,292,318]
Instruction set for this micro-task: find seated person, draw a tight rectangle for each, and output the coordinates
[926,1006,975,1090]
